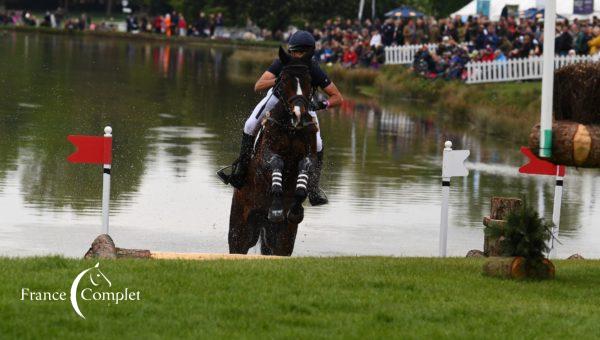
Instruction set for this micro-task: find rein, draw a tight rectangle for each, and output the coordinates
[270,64,316,131]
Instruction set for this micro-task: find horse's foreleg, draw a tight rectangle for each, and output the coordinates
[267,154,285,223]
[228,192,257,254]
[287,156,312,224]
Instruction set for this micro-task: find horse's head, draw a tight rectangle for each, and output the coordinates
[272,46,313,129]
[88,262,112,288]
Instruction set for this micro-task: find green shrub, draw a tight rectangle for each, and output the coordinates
[485,202,553,276]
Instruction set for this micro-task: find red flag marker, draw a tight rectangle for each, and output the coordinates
[519,146,564,258]
[67,135,112,165]
[67,126,113,235]
[519,147,565,176]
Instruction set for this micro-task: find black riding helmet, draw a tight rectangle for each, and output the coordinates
[288,30,316,56]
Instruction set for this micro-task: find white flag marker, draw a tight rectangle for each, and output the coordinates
[439,141,470,257]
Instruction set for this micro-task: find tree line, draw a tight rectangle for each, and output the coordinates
[2,0,470,31]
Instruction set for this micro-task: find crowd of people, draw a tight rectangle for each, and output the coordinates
[408,14,600,79]
[2,7,600,75]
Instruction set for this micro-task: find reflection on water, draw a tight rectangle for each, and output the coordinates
[1,32,599,258]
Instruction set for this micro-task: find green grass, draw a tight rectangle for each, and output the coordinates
[2,256,600,338]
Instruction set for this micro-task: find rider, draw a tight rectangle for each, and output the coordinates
[222,30,344,206]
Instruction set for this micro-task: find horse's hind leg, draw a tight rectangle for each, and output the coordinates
[228,194,260,254]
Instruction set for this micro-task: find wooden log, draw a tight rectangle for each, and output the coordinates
[483,216,506,229]
[84,234,283,260]
[116,248,152,259]
[529,121,600,168]
[554,63,600,124]
[84,234,117,259]
[483,257,555,279]
[150,252,283,260]
[490,197,522,220]
[484,198,522,256]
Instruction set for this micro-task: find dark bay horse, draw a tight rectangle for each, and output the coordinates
[228,47,318,256]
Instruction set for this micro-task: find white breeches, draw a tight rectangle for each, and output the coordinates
[243,89,323,152]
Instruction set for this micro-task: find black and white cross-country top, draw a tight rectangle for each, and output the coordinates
[267,58,332,90]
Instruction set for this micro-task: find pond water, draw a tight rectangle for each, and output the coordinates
[1,32,599,258]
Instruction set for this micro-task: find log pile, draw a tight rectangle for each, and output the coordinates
[553,63,600,124]
[529,122,600,167]
[483,256,555,279]
[528,63,600,168]
[483,197,522,256]
[84,234,282,260]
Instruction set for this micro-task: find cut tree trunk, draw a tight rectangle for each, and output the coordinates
[483,257,555,279]
[483,198,522,256]
[529,121,600,168]
[490,197,522,220]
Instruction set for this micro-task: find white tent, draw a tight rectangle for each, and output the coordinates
[452,0,600,21]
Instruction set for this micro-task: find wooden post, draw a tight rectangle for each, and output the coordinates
[483,197,522,256]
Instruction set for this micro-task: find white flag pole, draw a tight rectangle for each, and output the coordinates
[102,126,112,235]
[439,141,452,257]
[539,0,556,158]
[549,168,563,258]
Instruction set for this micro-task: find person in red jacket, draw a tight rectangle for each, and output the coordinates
[342,46,358,67]
[178,14,187,36]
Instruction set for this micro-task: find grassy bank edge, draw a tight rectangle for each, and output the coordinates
[2,256,600,338]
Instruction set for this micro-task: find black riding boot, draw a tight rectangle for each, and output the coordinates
[226,133,255,189]
[308,151,328,206]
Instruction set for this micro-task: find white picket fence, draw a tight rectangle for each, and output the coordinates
[385,44,438,65]
[465,55,600,84]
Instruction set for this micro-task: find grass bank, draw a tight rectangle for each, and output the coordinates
[225,49,541,141]
[2,256,600,338]
[324,65,541,141]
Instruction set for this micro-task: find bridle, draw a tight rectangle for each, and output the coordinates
[270,64,317,131]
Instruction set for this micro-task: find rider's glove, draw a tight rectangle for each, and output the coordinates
[315,100,329,111]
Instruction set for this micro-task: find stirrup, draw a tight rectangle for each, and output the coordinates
[216,165,232,185]
[309,187,329,206]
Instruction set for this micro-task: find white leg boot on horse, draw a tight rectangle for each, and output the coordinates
[308,150,328,206]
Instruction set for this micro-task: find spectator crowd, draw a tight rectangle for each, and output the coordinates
[406,14,600,79]
[2,7,600,76]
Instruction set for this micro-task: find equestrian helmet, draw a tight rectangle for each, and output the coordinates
[288,30,316,52]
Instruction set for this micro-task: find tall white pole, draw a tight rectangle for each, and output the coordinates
[102,126,112,235]
[439,141,452,257]
[539,0,556,158]
[549,170,563,258]
[358,0,365,20]
[372,0,376,19]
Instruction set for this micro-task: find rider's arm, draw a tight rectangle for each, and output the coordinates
[254,71,277,93]
[321,83,343,108]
